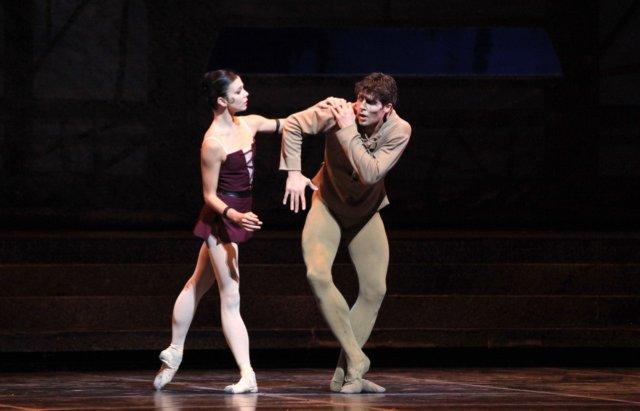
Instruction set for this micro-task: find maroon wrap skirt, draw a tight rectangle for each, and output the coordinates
[192,193,253,244]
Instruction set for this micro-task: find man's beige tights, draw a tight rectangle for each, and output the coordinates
[302,199,389,386]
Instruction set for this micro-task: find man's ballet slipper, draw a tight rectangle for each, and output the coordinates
[330,351,347,392]
[330,367,346,392]
[340,378,363,394]
[361,379,386,393]
[153,347,183,390]
[340,356,371,394]
[332,377,385,393]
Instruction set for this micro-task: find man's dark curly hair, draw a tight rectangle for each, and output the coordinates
[354,72,398,106]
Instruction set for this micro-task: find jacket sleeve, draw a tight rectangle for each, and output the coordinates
[279,105,336,171]
[335,121,411,185]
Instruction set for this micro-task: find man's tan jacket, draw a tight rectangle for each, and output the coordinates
[280,105,411,229]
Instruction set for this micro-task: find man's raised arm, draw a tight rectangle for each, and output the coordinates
[335,121,411,185]
[280,103,335,213]
[279,104,335,171]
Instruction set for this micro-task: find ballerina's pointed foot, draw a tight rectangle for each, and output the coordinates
[153,346,183,390]
[224,371,258,394]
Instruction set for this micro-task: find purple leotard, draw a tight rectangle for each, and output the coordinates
[193,142,255,244]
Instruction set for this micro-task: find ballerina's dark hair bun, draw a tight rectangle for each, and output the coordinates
[202,69,238,109]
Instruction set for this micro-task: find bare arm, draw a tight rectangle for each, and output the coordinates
[242,114,285,134]
[201,139,262,231]
[201,139,226,214]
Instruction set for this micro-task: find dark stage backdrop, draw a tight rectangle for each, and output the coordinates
[2,0,640,356]
[1,0,639,231]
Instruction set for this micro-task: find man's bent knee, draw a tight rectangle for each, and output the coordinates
[306,269,333,292]
[360,282,386,305]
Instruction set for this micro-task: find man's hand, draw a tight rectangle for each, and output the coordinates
[315,97,356,128]
[283,171,318,213]
[315,97,348,110]
[328,100,356,129]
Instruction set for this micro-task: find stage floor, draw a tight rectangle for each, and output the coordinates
[1,367,640,409]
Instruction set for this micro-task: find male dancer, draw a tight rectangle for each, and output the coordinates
[281,73,411,393]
